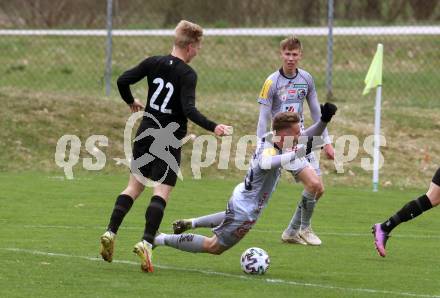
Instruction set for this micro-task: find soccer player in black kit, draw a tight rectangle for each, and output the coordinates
[99,20,231,272]
[372,167,440,257]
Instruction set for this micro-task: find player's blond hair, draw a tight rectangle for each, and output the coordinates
[280,35,302,51]
[272,112,300,131]
[174,20,203,48]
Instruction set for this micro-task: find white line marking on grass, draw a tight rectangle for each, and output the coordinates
[2,248,439,298]
[17,224,440,239]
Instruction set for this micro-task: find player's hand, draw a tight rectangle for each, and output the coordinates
[323,143,335,160]
[214,124,233,136]
[129,99,145,113]
[320,102,337,123]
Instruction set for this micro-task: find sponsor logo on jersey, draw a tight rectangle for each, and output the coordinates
[297,89,306,100]
[285,106,295,112]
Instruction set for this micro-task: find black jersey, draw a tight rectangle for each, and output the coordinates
[117,55,217,137]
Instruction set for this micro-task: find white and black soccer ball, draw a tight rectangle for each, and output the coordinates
[240,247,270,275]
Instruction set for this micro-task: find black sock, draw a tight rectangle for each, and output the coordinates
[107,194,134,234]
[143,195,167,244]
[381,194,432,233]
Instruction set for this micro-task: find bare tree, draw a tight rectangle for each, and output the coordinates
[301,0,320,25]
[386,0,407,23]
[364,0,382,19]
[409,0,438,20]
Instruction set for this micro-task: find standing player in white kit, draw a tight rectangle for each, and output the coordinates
[256,36,335,246]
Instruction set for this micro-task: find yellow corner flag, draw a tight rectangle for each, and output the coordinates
[363,44,383,95]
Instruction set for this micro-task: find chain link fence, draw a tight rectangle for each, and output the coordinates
[1,0,439,109]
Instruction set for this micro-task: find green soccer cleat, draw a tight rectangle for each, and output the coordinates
[100,231,116,262]
[172,219,193,234]
[133,240,154,273]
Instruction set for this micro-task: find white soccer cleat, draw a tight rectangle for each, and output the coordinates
[281,230,307,245]
[299,227,322,246]
[100,231,116,262]
[133,240,154,273]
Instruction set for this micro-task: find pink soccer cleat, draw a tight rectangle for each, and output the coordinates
[372,223,390,257]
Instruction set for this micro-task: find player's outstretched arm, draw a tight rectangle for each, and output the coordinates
[320,102,338,122]
[307,84,335,159]
[320,102,337,159]
[302,102,337,137]
[260,102,338,169]
[180,72,231,134]
[260,150,308,170]
[260,141,330,170]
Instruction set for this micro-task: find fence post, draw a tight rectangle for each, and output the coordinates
[326,0,334,100]
[104,0,113,96]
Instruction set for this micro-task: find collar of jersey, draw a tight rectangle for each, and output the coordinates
[169,54,184,63]
[279,67,298,80]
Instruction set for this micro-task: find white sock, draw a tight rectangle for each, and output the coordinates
[154,233,166,246]
[164,233,206,253]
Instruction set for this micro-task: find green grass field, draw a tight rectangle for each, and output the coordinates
[1,173,440,297]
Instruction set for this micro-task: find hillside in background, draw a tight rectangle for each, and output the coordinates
[1,86,438,189]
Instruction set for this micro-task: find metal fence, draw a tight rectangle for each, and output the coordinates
[0,0,439,110]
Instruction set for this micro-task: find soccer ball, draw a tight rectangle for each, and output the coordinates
[240,247,270,275]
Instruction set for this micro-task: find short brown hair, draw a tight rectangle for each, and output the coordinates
[174,20,203,48]
[280,35,302,51]
[272,112,300,131]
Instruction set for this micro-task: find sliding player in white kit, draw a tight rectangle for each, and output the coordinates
[153,104,336,255]
[256,36,334,246]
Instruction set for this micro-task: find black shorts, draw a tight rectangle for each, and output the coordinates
[432,167,440,186]
[131,127,182,187]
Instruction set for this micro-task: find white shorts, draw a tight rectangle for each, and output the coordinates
[285,151,321,182]
[212,199,257,248]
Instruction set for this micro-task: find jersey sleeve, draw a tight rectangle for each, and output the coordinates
[259,146,305,170]
[117,57,156,104]
[305,74,331,144]
[256,103,272,139]
[180,71,217,132]
[257,77,275,106]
